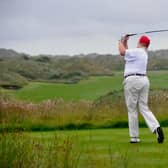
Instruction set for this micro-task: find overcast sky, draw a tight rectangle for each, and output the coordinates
[0,0,168,55]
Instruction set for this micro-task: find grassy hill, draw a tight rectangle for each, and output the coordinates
[0,48,168,89]
[6,71,168,102]
[9,75,122,102]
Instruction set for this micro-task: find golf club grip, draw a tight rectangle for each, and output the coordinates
[127,33,138,37]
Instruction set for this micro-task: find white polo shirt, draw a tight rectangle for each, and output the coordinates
[124,48,148,76]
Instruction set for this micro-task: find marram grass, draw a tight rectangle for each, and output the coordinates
[0,89,168,132]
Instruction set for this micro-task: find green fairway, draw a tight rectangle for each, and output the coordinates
[11,75,123,102]
[9,71,168,102]
[27,128,168,168]
[1,128,167,168]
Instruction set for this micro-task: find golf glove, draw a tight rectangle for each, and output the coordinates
[120,34,129,43]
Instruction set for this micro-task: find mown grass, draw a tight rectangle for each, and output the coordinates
[10,75,122,102]
[1,128,168,168]
[148,71,168,89]
[8,70,168,102]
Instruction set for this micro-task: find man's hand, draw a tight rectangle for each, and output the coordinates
[118,34,129,56]
[120,34,129,43]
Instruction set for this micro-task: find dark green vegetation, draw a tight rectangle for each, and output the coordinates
[1,48,168,89]
[1,128,168,168]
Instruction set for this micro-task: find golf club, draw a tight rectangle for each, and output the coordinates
[127,29,168,37]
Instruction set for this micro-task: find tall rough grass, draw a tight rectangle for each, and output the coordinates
[0,131,146,168]
[0,132,81,168]
[0,90,168,131]
[0,93,126,131]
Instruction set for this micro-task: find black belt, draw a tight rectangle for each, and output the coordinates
[124,73,146,79]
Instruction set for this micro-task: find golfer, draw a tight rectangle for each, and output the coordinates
[118,35,164,143]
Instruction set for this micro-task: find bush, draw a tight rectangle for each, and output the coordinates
[0,72,28,89]
[35,56,51,62]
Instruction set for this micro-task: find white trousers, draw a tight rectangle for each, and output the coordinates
[123,76,160,138]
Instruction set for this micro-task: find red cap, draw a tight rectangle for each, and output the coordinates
[139,35,150,47]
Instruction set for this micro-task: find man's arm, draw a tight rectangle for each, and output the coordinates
[118,35,129,56]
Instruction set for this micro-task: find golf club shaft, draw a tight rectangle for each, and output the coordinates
[127,29,168,37]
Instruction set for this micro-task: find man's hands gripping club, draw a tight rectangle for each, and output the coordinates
[118,34,129,56]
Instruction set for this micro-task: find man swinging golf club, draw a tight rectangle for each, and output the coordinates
[118,34,164,143]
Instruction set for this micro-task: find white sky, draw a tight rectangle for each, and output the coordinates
[0,0,168,55]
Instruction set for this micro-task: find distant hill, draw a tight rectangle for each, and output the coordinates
[0,49,17,58]
[0,48,168,88]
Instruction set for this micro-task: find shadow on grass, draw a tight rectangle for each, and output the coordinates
[2,120,165,132]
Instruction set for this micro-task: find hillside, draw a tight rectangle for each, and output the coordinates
[0,48,168,88]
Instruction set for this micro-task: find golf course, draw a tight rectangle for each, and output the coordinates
[1,0,168,167]
[8,71,168,102]
[1,71,168,168]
